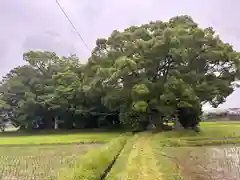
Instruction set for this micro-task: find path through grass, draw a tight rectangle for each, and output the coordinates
[108,134,162,180]
[106,135,138,180]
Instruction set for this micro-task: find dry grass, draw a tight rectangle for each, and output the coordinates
[0,144,101,180]
[149,121,240,180]
[0,132,123,180]
[155,145,240,180]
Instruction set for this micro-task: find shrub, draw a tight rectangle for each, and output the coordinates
[177,106,202,129]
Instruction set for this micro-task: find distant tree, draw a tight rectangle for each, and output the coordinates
[0,99,11,131]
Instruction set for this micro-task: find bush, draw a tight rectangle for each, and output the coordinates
[59,135,128,180]
[178,106,202,129]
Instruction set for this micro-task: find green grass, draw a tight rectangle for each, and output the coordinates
[108,122,240,180]
[200,121,240,136]
[164,121,240,138]
[0,132,121,145]
[0,132,124,180]
[154,121,240,147]
[106,135,139,180]
[0,121,239,180]
[59,135,128,180]
[148,121,240,179]
[106,133,162,180]
[105,121,240,180]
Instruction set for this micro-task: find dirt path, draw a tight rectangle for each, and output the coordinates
[123,136,162,180]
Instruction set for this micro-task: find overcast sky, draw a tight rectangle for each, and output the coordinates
[1,0,240,110]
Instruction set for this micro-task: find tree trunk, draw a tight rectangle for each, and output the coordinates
[175,119,184,130]
[54,117,58,129]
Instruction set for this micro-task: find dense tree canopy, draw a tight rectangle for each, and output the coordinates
[1,15,240,131]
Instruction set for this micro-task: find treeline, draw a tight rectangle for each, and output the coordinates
[204,110,240,121]
[1,15,240,131]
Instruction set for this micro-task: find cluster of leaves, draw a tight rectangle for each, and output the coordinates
[1,15,240,131]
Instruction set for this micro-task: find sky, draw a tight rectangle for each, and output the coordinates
[1,0,240,110]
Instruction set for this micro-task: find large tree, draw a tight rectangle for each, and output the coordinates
[90,15,240,130]
[0,51,118,130]
[1,15,240,131]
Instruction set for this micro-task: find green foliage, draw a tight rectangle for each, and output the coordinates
[132,84,149,95]
[119,105,148,131]
[91,15,240,130]
[1,15,240,131]
[132,101,148,112]
[58,135,128,180]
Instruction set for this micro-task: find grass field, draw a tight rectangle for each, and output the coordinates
[0,131,120,180]
[0,144,101,179]
[152,122,240,179]
[106,121,240,180]
[1,121,240,179]
[0,132,120,145]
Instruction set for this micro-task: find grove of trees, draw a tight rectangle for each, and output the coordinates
[1,15,240,132]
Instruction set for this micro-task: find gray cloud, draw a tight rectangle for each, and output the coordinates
[1,0,240,108]
[0,39,8,59]
[22,30,77,57]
